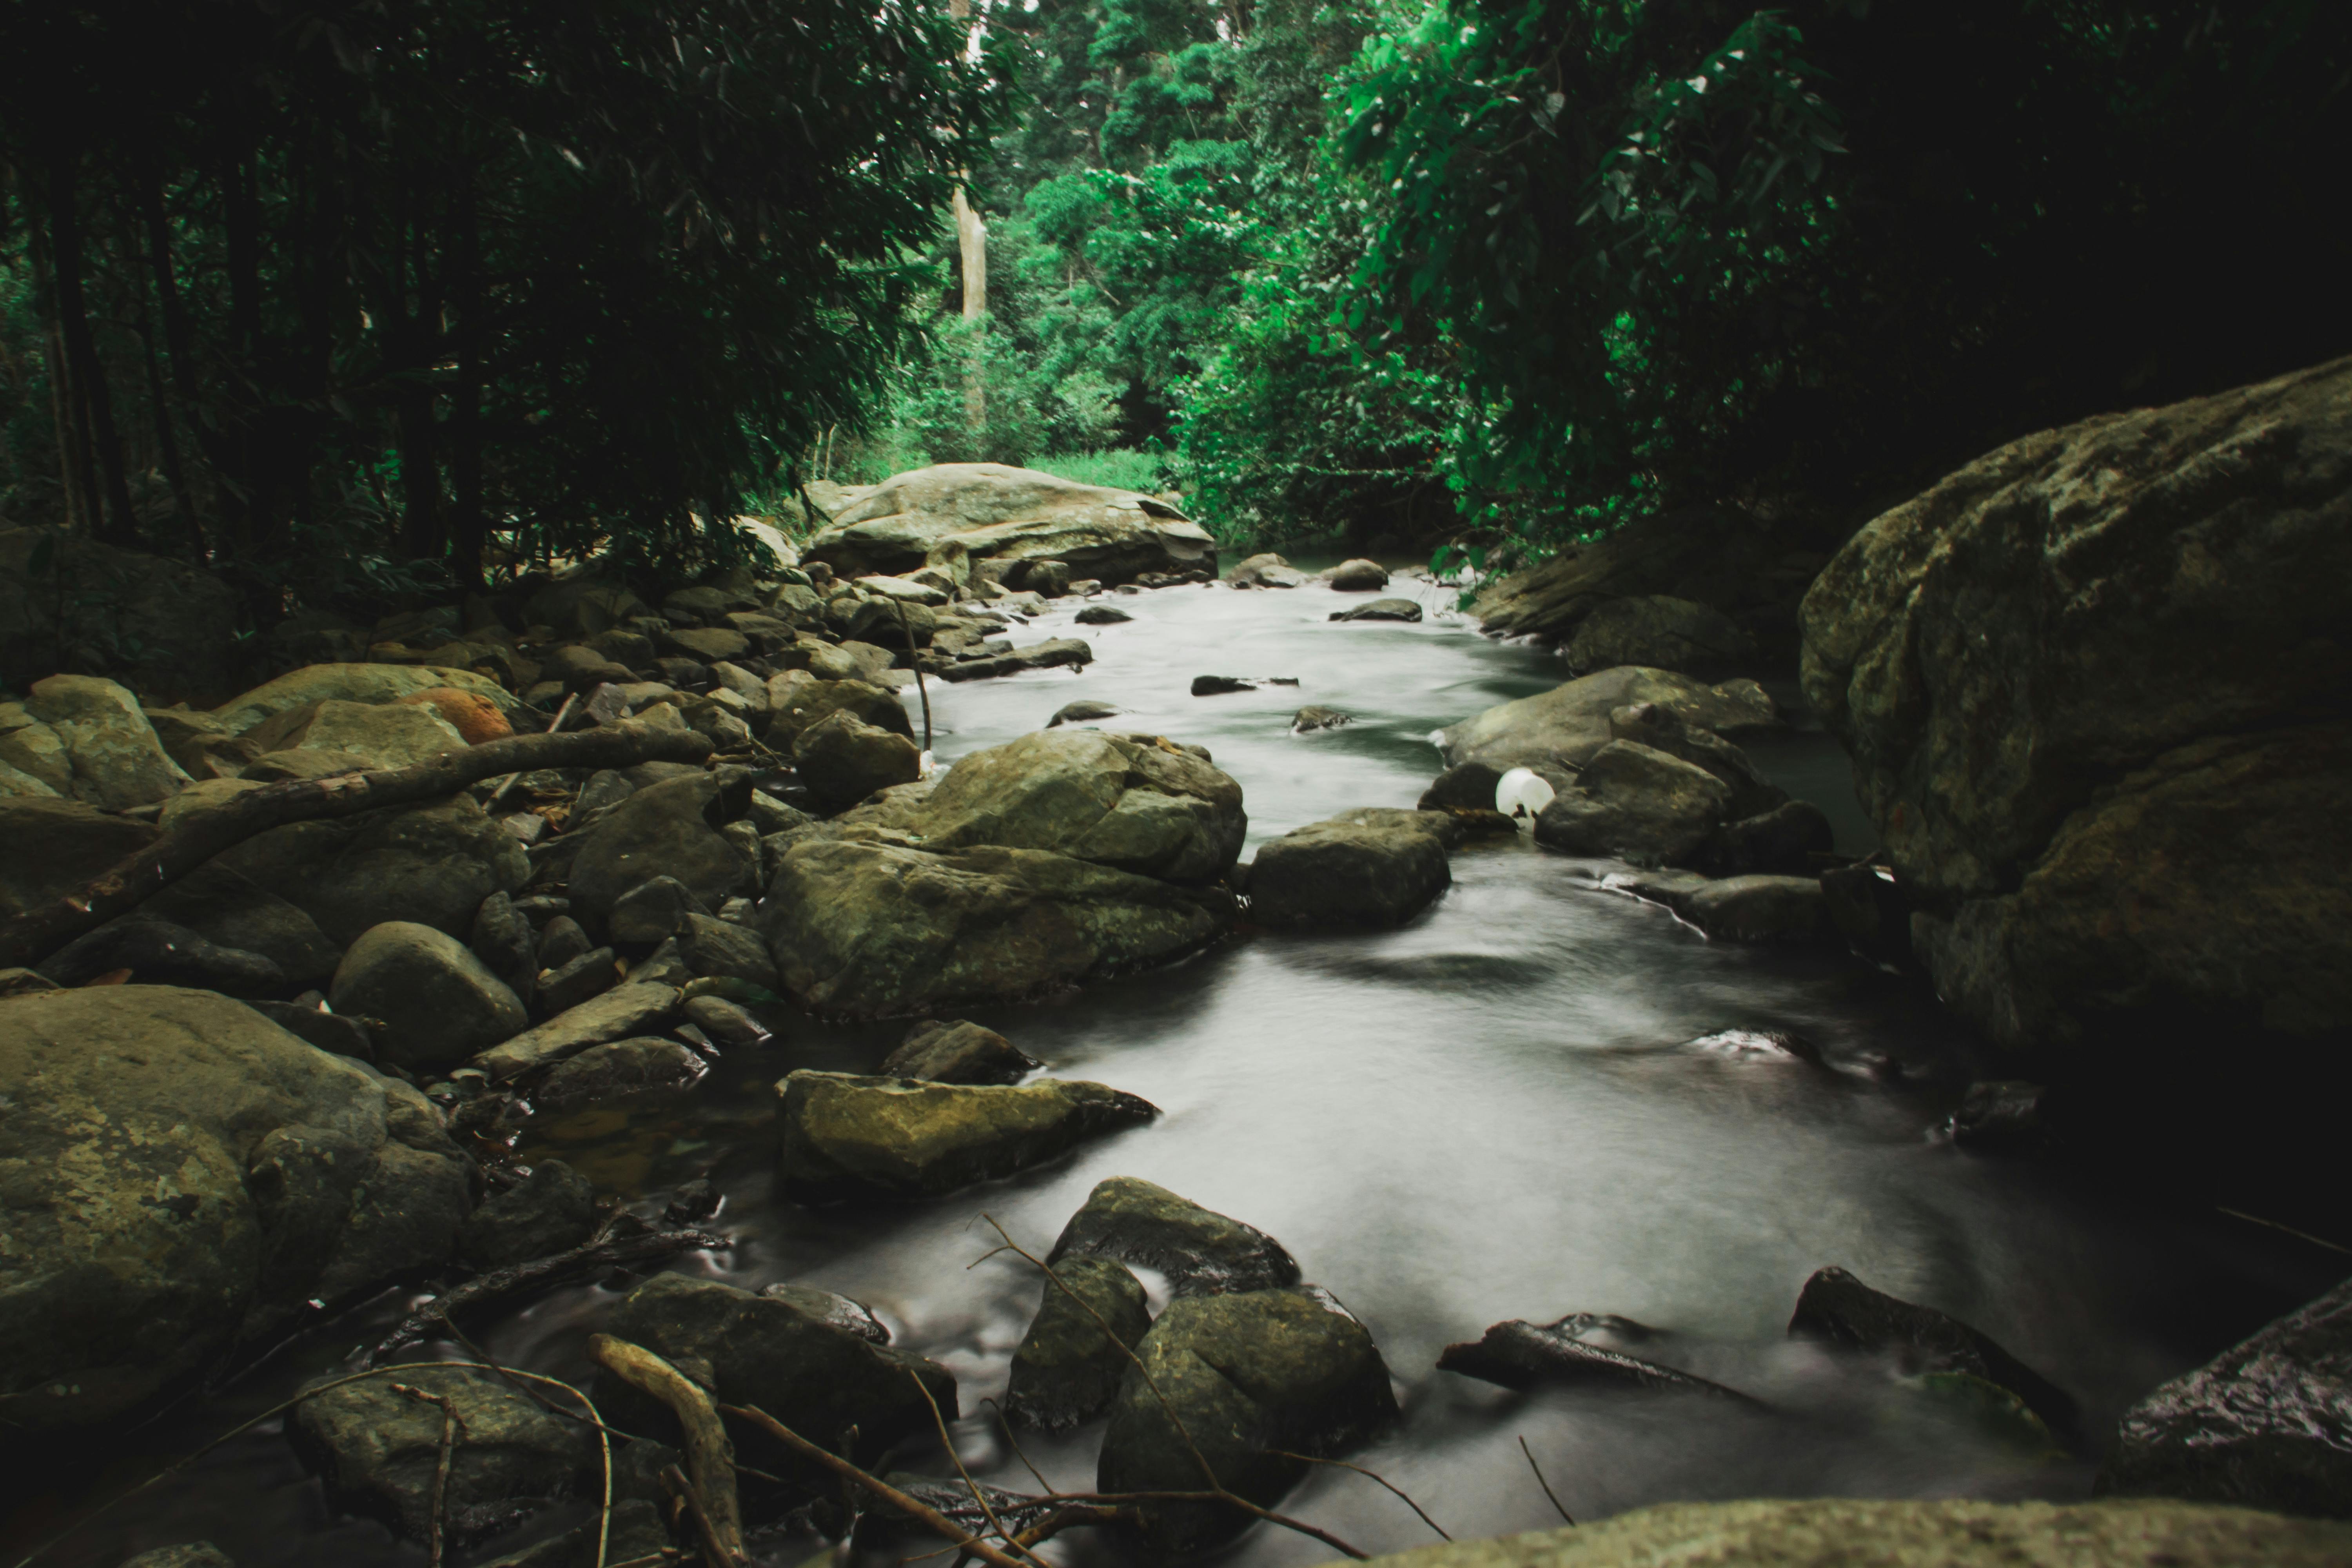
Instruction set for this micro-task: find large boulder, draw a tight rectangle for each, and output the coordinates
[15,675,190,809]
[1098,1286,1399,1555]
[328,921,529,1073]
[803,464,1215,586]
[760,840,1234,1017]
[0,526,244,704]
[0,987,471,1430]
[1248,813,1452,929]
[899,730,1245,884]
[775,1071,1158,1201]
[1800,356,2352,1051]
[566,775,755,937]
[212,663,518,737]
[1436,666,1779,776]
[1047,1176,1301,1298]
[1347,1500,2352,1568]
[1562,594,1759,676]
[2100,1275,2352,1518]
[601,1272,957,1495]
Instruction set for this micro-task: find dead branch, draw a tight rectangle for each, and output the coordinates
[1269,1451,1450,1541]
[1518,1436,1575,1526]
[392,1382,466,1568]
[363,1226,726,1367]
[0,719,715,968]
[587,1336,744,1566]
[906,1369,1040,1567]
[978,1397,1056,1495]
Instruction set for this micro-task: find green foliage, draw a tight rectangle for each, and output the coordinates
[1033,447,1169,492]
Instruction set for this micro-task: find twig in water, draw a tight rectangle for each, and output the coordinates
[364,1227,726,1366]
[979,1397,1057,1496]
[588,1335,744,1566]
[1518,1435,1575,1525]
[906,1370,1042,1567]
[1269,1451,1450,1541]
[392,1381,466,1568]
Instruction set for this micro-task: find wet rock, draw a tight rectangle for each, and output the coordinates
[476,981,680,1081]
[1439,666,1780,777]
[1417,760,1506,813]
[1048,699,1122,728]
[1684,1028,1823,1066]
[1565,594,1759,676]
[1328,597,1422,623]
[469,891,539,999]
[247,997,375,1060]
[936,637,1093,682]
[673,912,779,990]
[1047,1176,1301,1298]
[1374,1499,2352,1568]
[2100,1275,2352,1517]
[682,994,770,1047]
[1533,741,1733,866]
[667,1178,723,1226]
[1227,553,1306,588]
[1249,814,1452,930]
[0,987,470,1430]
[802,466,1214,587]
[1099,1286,1398,1555]
[1439,1317,1757,1400]
[1604,701,1783,819]
[537,1036,706,1103]
[602,1272,957,1494]
[0,525,243,704]
[762,675,913,750]
[1005,1256,1152,1432]
[536,914,593,971]
[880,1018,1039,1084]
[37,918,282,995]
[568,775,754,937]
[329,921,528,1073]
[1292,706,1350,733]
[20,675,190,809]
[208,793,528,947]
[1327,806,1468,849]
[1789,1266,2076,1439]
[457,1160,599,1268]
[1326,559,1389,592]
[243,698,468,770]
[1074,604,1133,625]
[212,662,517,738]
[795,710,924,813]
[1801,359,2352,1051]
[1949,1080,2050,1150]
[1681,875,1830,942]
[608,875,712,946]
[776,1071,1158,1201]
[1702,799,1835,877]
[762,840,1231,1017]
[1191,675,1254,696]
[891,729,1245,884]
[290,1364,593,1544]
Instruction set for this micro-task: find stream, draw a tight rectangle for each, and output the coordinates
[15,568,2343,1568]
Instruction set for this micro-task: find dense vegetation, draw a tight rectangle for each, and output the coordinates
[3,0,2348,604]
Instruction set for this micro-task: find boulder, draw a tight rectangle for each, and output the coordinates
[1533,742,1733,865]
[1248,815,1452,930]
[456,1160,599,1269]
[1702,799,1835,877]
[0,987,470,1430]
[601,1272,957,1492]
[795,710,924,812]
[775,1071,1158,1201]
[537,1036,707,1104]
[1789,1267,2076,1440]
[2100,1276,2352,1517]
[1047,1176,1301,1298]
[0,526,243,704]
[242,698,469,769]
[1604,701,1785,819]
[0,703,70,796]
[763,675,913,750]
[760,840,1233,1017]
[1326,559,1390,592]
[1439,1316,1755,1400]
[893,730,1245,884]
[1799,357,2352,1050]
[1328,598,1422,623]
[935,637,1094,682]
[1227,553,1307,588]
[1563,594,1758,675]
[1098,1286,1398,1555]
[290,1364,592,1544]
[328,921,529,1073]
[803,465,1215,586]
[1019,559,1074,597]
[567,775,754,937]
[1347,1500,2352,1568]
[474,981,680,1081]
[211,663,517,737]
[118,864,343,992]
[1438,666,1780,777]
[1419,760,1508,813]
[18,675,189,809]
[36,918,282,995]
[1004,1256,1153,1432]
[879,1018,1040,1085]
[207,793,528,947]
[524,579,647,637]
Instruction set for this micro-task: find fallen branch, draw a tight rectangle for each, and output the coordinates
[0,720,715,968]
[906,1369,1040,1567]
[486,690,579,811]
[1518,1436,1574,1526]
[588,1335,744,1566]
[392,1381,466,1568]
[363,1226,727,1367]
[1270,1451,1450,1541]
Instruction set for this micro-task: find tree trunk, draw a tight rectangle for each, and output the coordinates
[21,185,93,532]
[45,158,136,541]
[949,0,987,438]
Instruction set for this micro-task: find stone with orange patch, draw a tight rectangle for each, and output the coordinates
[396,687,512,745]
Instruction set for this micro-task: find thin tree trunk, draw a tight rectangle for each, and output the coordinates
[448,168,487,586]
[949,0,986,438]
[48,159,141,543]
[22,189,92,531]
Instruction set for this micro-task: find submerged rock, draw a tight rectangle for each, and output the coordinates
[1047,1176,1301,1298]
[1680,875,1830,942]
[1098,1286,1398,1555]
[1439,1316,1758,1401]
[290,1364,593,1544]
[1248,813,1452,930]
[1004,1255,1154,1432]
[0,987,471,1430]
[1789,1266,2076,1440]
[880,1018,1041,1084]
[775,1071,1158,1201]
[2100,1276,2352,1518]
[1292,705,1350,733]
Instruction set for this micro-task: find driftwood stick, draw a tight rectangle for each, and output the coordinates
[589,1336,744,1566]
[0,720,715,968]
[363,1227,727,1367]
[1518,1436,1575,1526]
[720,1404,1033,1568]
[392,1382,466,1568]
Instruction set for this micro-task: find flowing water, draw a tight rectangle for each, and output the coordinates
[16,570,2343,1567]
